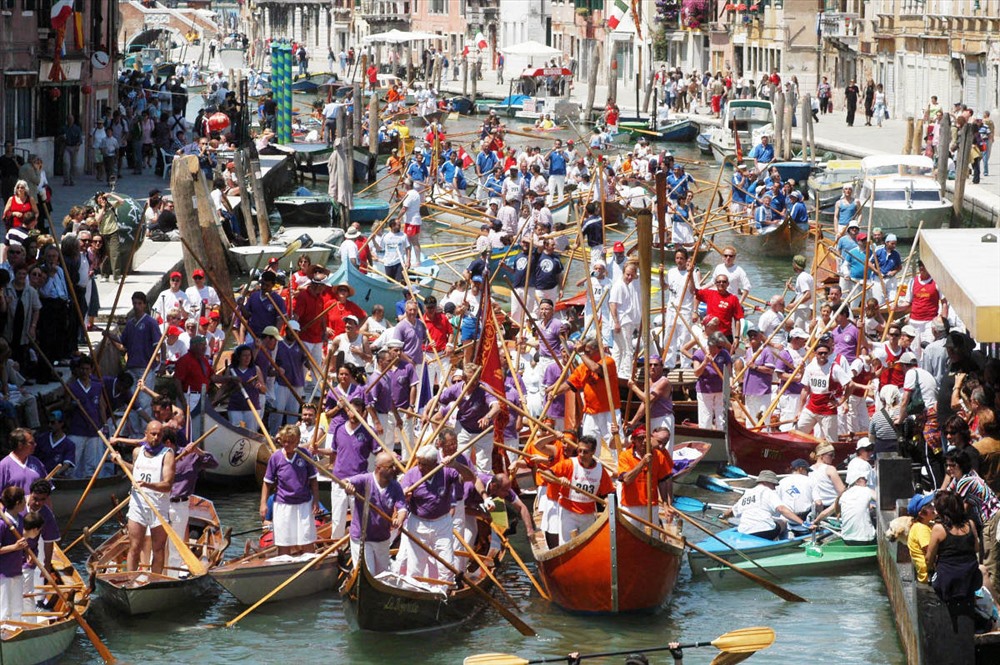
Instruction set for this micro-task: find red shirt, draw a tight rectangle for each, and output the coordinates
[423,311,453,352]
[327,299,367,336]
[174,351,213,393]
[366,65,378,85]
[293,286,332,343]
[909,276,940,322]
[355,237,372,274]
[696,288,744,333]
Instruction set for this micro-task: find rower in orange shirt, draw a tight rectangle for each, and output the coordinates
[514,429,576,548]
[387,148,403,174]
[537,435,613,545]
[551,337,621,462]
[617,425,674,529]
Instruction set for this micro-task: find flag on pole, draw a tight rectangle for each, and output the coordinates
[49,0,74,82]
[476,276,509,446]
[50,0,73,30]
[73,12,85,49]
[733,123,744,164]
[462,43,470,58]
[607,0,630,30]
[476,32,488,51]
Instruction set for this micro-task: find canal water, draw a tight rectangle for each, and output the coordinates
[56,101,905,663]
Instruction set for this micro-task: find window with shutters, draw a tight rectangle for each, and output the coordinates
[4,88,33,141]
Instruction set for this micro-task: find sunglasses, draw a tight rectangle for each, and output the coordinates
[194,275,205,280]
[888,332,900,337]
[723,254,736,258]
[815,351,829,356]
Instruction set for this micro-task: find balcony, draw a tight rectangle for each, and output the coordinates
[820,11,859,45]
[359,1,413,23]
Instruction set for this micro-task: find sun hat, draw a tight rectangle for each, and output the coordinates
[814,442,835,457]
[756,470,780,485]
[907,493,935,516]
[261,326,281,339]
[345,228,361,240]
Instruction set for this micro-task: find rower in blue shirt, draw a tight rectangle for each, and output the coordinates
[748,135,775,172]
[483,166,504,198]
[406,152,429,183]
[730,164,750,213]
[788,190,810,230]
[754,193,774,230]
[439,153,459,186]
[666,164,693,200]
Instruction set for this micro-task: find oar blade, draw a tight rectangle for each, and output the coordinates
[463,654,530,665]
[711,626,776,654]
[673,496,708,513]
[696,475,733,494]
[710,653,754,665]
[718,464,749,480]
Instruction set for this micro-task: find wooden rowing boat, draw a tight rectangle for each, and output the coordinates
[191,401,266,484]
[532,495,684,613]
[341,527,509,632]
[430,193,574,231]
[618,119,700,142]
[86,496,229,615]
[687,527,816,577]
[327,255,439,315]
[731,215,810,258]
[702,537,878,589]
[0,545,91,665]
[210,522,344,605]
[727,411,855,475]
[50,475,132,525]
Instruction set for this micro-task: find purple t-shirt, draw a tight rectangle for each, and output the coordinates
[33,432,76,474]
[121,313,161,370]
[649,377,674,418]
[388,362,416,409]
[465,470,518,507]
[438,382,497,433]
[36,504,59,542]
[263,448,317,505]
[227,365,261,414]
[0,454,46,495]
[775,349,805,395]
[542,361,566,419]
[832,322,859,363]
[503,387,521,439]
[275,341,307,388]
[742,347,776,397]
[330,422,378,477]
[394,318,427,366]
[171,450,219,499]
[67,377,102,437]
[537,317,568,359]
[324,382,366,431]
[693,349,732,393]
[346,472,406,543]
[400,465,461,520]
[0,512,23,578]
[366,371,393,414]
[242,290,286,336]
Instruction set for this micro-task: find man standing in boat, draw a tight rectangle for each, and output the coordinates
[795,339,852,442]
[106,292,162,428]
[551,337,621,462]
[343,452,407,575]
[618,426,674,527]
[538,435,614,545]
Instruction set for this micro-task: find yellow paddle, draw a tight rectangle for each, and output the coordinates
[463,627,776,665]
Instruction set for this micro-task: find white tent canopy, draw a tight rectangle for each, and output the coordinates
[362,29,440,45]
[499,40,563,58]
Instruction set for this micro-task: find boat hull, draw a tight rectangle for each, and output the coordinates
[871,203,951,240]
[50,475,132,525]
[327,257,439,316]
[192,402,266,483]
[211,555,341,605]
[619,119,700,142]
[274,196,336,226]
[687,528,813,576]
[703,539,878,588]
[349,198,391,225]
[228,245,332,274]
[533,497,683,614]
[772,161,815,184]
[732,216,810,258]
[94,575,212,615]
[727,411,854,475]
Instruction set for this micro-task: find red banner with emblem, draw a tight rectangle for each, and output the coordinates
[476,276,509,447]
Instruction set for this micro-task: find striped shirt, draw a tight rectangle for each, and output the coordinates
[949,471,1000,523]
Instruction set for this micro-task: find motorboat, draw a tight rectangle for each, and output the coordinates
[858,155,952,239]
[706,100,775,166]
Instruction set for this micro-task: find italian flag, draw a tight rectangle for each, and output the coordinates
[50,0,73,30]
[607,0,629,30]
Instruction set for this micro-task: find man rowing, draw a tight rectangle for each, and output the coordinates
[536,435,614,545]
[721,470,808,541]
[617,426,673,528]
[343,452,406,575]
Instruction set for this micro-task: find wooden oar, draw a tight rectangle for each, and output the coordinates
[453,530,520,608]
[488,522,549,601]
[668,505,782,580]
[63,497,131,553]
[463,626,776,665]
[43,463,65,481]
[402,429,491,494]
[536,470,805,603]
[31,342,207,577]
[0,515,117,663]
[220,535,350,628]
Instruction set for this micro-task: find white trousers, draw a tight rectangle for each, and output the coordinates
[166,499,191,571]
[838,395,870,435]
[268,383,303,432]
[548,174,566,202]
[70,435,103,480]
[538,491,560,535]
[330,483,350,540]
[510,287,534,329]
[797,408,838,442]
[273,501,316,547]
[302,341,324,394]
[744,394,772,427]
[0,575,23,621]
[457,421,493,474]
[425,353,450,390]
[393,512,455,582]
[350,537,392,575]
[612,323,637,379]
[696,392,725,429]
[662,311,692,368]
[558,509,597,545]
[778,392,804,432]
[582,411,616,462]
[21,567,41,619]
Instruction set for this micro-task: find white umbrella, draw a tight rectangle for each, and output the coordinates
[362,29,440,45]
[499,40,562,58]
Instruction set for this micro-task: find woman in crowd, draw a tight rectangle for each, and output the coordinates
[926,490,982,605]
[260,424,319,557]
[1,262,40,378]
[226,344,265,432]
[36,244,70,363]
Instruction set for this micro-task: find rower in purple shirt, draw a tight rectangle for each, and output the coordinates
[260,425,320,557]
[64,355,106,480]
[392,445,472,582]
[343,451,407,574]
[366,349,397,439]
[108,291,162,375]
[161,426,218,570]
[386,340,417,456]
[462,471,536,544]
[535,298,568,364]
[241,272,286,337]
[314,398,379,540]
[435,427,475,542]
[541,359,567,429]
[436,363,501,473]
[26,481,59,585]
[0,429,48,495]
[831,305,861,363]
[323,364,368,433]
[394,300,429,408]
[32,411,76,477]
[739,328,777,427]
[269,324,308,432]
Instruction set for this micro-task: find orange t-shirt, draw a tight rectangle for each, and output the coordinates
[549,457,614,514]
[524,437,565,501]
[568,357,621,414]
[617,447,673,507]
[387,88,401,103]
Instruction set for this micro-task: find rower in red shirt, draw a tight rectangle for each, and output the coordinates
[421,295,453,389]
[696,273,744,342]
[617,426,674,527]
[293,265,333,390]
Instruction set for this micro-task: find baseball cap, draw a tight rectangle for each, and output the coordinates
[613,242,625,252]
[792,254,806,269]
[288,320,301,331]
[387,339,405,349]
[900,324,917,338]
[855,436,873,450]
[199,316,210,326]
[209,310,221,320]
[261,325,281,339]
[193,268,205,278]
[789,328,809,340]
[898,351,918,365]
[789,458,809,470]
[885,233,898,243]
[169,271,182,279]
[856,232,868,241]
[167,325,183,336]
[907,493,935,516]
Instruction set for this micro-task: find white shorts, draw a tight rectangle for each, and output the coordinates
[558,509,597,545]
[538,490,560,534]
[350,537,392,575]
[273,501,317,547]
[330,483,349,540]
[127,491,169,528]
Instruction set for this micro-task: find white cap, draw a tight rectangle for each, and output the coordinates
[900,325,918,338]
[288,320,301,332]
[846,467,866,486]
[885,234,898,243]
[898,351,918,365]
[855,436,872,450]
[789,328,809,340]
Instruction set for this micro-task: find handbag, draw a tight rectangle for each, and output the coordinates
[906,380,925,415]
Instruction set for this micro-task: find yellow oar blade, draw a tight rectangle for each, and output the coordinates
[463,654,529,665]
[710,653,755,665]
[711,626,776,654]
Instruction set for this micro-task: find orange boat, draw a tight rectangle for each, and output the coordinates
[531,496,684,614]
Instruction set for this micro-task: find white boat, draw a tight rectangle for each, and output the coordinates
[858,155,952,239]
[808,159,863,209]
[0,545,90,665]
[191,401,266,484]
[218,47,246,71]
[706,99,775,166]
[50,475,132,526]
[228,244,332,274]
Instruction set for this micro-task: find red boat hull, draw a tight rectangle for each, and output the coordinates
[727,411,854,474]
[533,499,684,613]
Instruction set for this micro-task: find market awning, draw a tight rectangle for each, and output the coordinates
[362,29,439,45]
[918,229,1000,342]
[519,67,572,78]
[500,40,562,57]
